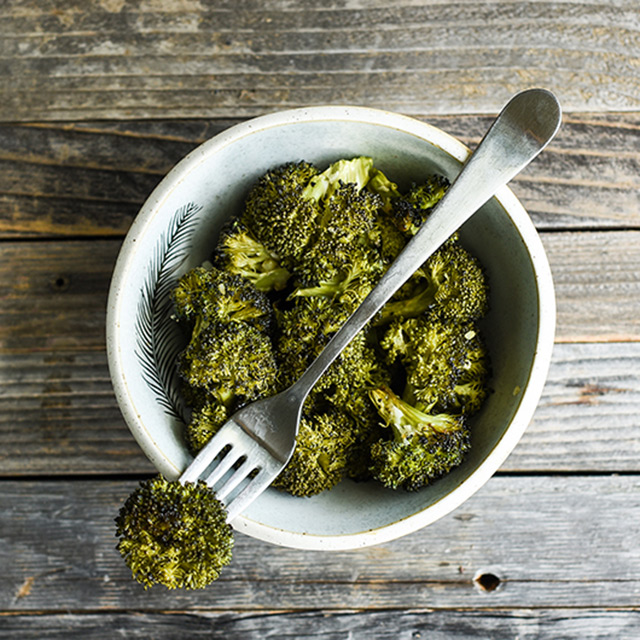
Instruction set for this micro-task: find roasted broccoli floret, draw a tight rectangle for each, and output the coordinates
[306,331,389,416]
[368,385,470,491]
[275,296,337,388]
[377,237,489,325]
[293,182,385,303]
[302,156,376,202]
[115,475,233,589]
[276,296,389,410]
[380,315,490,415]
[367,166,402,212]
[273,410,356,497]
[179,320,278,409]
[173,264,274,335]
[175,263,279,441]
[369,212,407,266]
[242,161,321,268]
[214,218,291,292]
[275,299,390,483]
[184,399,229,455]
[273,157,388,295]
[391,174,450,236]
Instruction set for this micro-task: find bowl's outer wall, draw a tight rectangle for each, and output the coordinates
[107,106,555,549]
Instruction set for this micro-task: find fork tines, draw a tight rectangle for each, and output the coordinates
[179,419,280,521]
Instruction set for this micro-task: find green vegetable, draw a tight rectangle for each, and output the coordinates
[368,385,471,491]
[183,400,229,455]
[376,236,489,325]
[172,264,279,454]
[115,475,233,589]
[178,320,278,407]
[272,410,357,497]
[172,264,274,334]
[205,155,489,495]
[115,155,492,589]
[214,218,291,292]
[243,160,321,269]
[390,174,450,236]
[380,315,490,415]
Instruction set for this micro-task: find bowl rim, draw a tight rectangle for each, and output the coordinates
[107,105,556,550]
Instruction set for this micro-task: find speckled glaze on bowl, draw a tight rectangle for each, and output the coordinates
[106,106,555,551]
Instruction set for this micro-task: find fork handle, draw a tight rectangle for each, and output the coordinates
[291,88,561,401]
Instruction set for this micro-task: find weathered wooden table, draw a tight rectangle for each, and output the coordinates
[2,2,639,637]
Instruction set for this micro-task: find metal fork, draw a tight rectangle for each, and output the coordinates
[179,88,562,521]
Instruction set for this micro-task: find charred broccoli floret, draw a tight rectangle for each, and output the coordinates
[377,237,489,325]
[174,264,279,452]
[311,332,390,409]
[293,183,385,302]
[242,161,321,268]
[275,298,388,471]
[213,218,291,292]
[302,156,376,202]
[273,410,356,497]
[183,399,229,455]
[391,174,450,236]
[173,264,274,334]
[290,158,389,301]
[380,315,490,415]
[274,293,391,488]
[115,475,233,589]
[368,385,470,491]
[179,320,278,409]
[275,296,337,388]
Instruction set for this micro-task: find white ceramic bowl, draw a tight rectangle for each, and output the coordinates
[106,106,555,551]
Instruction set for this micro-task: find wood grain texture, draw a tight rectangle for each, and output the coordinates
[0,350,154,475]
[0,240,117,354]
[1,232,638,353]
[2,0,640,121]
[505,341,640,471]
[0,236,639,474]
[1,0,639,632]
[1,341,639,476]
[2,475,640,611]
[0,351,154,476]
[1,113,639,238]
[1,610,640,639]
[544,230,640,342]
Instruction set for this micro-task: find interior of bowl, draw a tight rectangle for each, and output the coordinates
[107,106,555,550]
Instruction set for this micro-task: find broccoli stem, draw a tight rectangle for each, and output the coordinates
[370,385,463,442]
[253,267,291,292]
[376,280,436,324]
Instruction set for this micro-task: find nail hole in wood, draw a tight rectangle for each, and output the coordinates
[51,276,70,291]
[474,571,501,592]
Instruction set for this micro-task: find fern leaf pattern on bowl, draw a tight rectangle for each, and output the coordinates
[134,202,202,421]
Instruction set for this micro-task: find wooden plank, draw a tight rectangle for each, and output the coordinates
[543,231,640,342]
[2,475,640,611]
[0,238,639,475]
[1,342,639,476]
[0,233,637,350]
[1,114,639,238]
[1,0,640,121]
[506,342,640,472]
[0,349,154,475]
[0,240,118,354]
[434,112,640,231]
[1,610,640,639]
